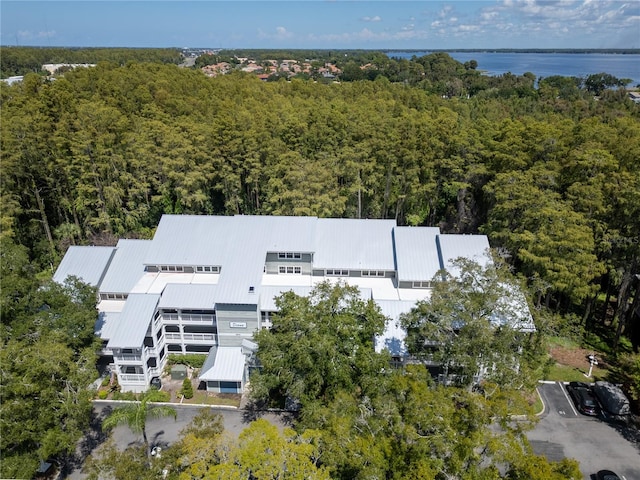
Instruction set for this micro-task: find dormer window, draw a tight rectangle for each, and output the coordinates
[195,265,221,274]
[159,265,184,273]
[277,252,302,259]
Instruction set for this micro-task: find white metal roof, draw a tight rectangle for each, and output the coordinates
[394,227,441,281]
[144,215,235,266]
[53,246,115,287]
[107,294,159,348]
[94,311,121,340]
[374,300,416,356]
[437,234,491,278]
[158,284,217,310]
[99,240,151,294]
[199,346,245,382]
[313,218,396,270]
[158,283,218,310]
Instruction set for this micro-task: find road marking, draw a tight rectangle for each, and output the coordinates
[558,382,578,416]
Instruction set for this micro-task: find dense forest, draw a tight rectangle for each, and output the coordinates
[1,48,639,478]
[2,53,638,341]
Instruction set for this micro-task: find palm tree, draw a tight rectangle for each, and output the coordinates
[102,389,177,460]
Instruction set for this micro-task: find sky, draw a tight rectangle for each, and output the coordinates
[1,0,639,50]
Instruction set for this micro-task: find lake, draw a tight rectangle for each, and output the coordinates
[386,51,640,87]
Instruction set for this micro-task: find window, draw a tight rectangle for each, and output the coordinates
[326,269,349,277]
[195,265,221,273]
[362,270,385,277]
[412,281,432,289]
[159,265,184,273]
[279,265,302,274]
[277,252,302,259]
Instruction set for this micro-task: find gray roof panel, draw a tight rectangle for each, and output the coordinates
[107,294,159,348]
[199,347,245,382]
[99,239,151,294]
[394,226,441,281]
[158,284,217,310]
[53,246,116,287]
[437,234,491,278]
[314,219,396,270]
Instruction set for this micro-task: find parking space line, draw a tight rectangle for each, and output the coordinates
[558,382,578,416]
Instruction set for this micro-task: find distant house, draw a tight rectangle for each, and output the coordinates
[628,91,640,104]
[54,214,532,393]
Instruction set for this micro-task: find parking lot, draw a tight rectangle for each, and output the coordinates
[527,381,640,480]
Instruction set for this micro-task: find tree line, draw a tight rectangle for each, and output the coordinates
[2,56,638,348]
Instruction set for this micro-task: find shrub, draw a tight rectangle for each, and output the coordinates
[168,353,206,368]
[181,378,194,399]
[97,390,109,400]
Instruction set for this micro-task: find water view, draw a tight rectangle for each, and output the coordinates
[387,51,640,86]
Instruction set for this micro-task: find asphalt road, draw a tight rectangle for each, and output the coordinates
[528,381,640,480]
[64,389,640,480]
[64,402,292,479]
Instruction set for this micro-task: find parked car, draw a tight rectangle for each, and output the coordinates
[567,381,598,416]
[596,470,621,480]
[592,381,631,416]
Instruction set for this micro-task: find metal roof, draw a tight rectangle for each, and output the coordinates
[158,284,217,310]
[99,240,151,294]
[94,311,121,340]
[107,294,159,348]
[314,218,396,270]
[53,246,115,287]
[374,300,416,355]
[259,285,313,311]
[394,226,441,281]
[144,215,235,266]
[199,346,245,382]
[436,234,491,278]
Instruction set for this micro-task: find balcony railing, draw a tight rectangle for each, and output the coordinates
[182,333,216,342]
[163,333,216,342]
[120,374,146,383]
[182,314,215,323]
[114,354,142,362]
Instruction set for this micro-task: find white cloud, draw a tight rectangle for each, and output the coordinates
[361,15,382,22]
[258,26,293,41]
[17,29,56,39]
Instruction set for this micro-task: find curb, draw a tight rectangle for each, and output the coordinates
[92,399,239,410]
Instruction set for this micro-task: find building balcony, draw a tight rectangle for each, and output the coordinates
[119,374,146,384]
[114,354,142,363]
[182,333,216,342]
[181,314,215,324]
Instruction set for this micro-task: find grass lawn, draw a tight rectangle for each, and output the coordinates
[545,362,607,383]
[181,391,242,407]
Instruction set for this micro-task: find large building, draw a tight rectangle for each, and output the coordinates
[54,214,525,393]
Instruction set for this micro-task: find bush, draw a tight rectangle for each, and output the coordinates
[168,353,206,368]
[181,378,194,399]
[112,391,137,401]
[97,390,109,400]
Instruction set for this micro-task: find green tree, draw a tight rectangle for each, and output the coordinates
[206,419,329,480]
[180,377,194,399]
[102,389,177,460]
[251,281,388,408]
[402,257,538,390]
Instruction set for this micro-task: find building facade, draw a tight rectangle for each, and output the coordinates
[54,214,519,393]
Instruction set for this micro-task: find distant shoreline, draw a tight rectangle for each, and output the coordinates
[1,46,639,55]
[384,49,640,55]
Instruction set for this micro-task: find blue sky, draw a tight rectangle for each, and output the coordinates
[2,1,639,50]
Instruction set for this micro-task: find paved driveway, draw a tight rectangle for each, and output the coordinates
[64,402,292,479]
[528,381,640,480]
